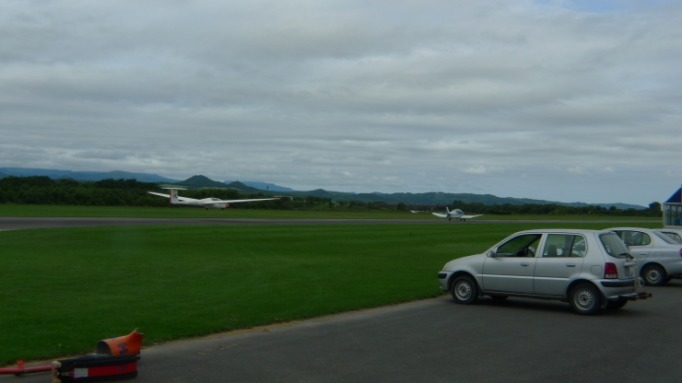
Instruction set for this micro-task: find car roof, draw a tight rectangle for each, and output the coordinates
[513,229,611,235]
[606,227,656,231]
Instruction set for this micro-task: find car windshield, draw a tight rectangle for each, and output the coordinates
[599,232,631,259]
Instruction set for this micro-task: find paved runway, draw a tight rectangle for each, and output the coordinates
[0,217,446,231]
[0,216,659,231]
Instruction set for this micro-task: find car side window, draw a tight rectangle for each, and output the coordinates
[571,236,586,257]
[542,234,586,258]
[496,234,542,257]
[618,231,651,246]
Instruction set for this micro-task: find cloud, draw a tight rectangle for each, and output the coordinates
[1,0,681,205]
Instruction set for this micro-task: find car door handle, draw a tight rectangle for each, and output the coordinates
[566,264,577,268]
[520,263,529,267]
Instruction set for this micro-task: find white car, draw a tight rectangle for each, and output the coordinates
[607,227,682,286]
[437,229,650,315]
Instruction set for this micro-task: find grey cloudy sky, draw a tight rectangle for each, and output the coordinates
[2,0,681,206]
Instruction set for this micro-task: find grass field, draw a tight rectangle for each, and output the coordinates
[0,205,663,365]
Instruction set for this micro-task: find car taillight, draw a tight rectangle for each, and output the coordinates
[604,262,619,279]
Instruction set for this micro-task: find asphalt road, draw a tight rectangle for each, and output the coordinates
[0,217,443,231]
[0,216,659,231]
[136,283,682,382]
[6,282,681,383]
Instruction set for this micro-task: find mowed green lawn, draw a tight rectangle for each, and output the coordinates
[0,223,474,364]
[0,210,661,365]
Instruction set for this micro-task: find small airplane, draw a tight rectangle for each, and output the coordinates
[148,188,283,209]
[432,207,483,222]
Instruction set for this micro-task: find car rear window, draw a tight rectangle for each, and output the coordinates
[653,231,679,244]
[599,232,630,259]
[661,231,682,243]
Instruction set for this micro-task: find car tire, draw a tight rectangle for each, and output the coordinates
[569,283,602,315]
[605,300,628,310]
[450,275,479,305]
[642,264,667,286]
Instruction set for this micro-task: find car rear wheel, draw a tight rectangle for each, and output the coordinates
[569,283,602,315]
[642,264,666,286]
[450,275,478,305]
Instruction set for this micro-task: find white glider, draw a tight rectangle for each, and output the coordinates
[148,188,281,209]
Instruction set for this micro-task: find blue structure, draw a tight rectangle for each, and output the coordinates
[663,186,682,227]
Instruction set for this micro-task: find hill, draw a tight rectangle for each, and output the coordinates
[287,189,643,210]
[177,175,229,189]
[173,175,269,195]
[226,180,294,193]
[0,167,176,184]
[0,167,645,209]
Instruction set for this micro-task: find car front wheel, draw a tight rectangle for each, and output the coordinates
[569,283,602,315]
[450,275,479,305]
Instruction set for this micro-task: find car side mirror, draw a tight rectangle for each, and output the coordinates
[487,250,497,257]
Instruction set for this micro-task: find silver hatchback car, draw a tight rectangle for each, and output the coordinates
[607,227,682,286]
[437,229,650,315]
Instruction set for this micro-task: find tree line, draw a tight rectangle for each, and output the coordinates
[0,176,662,216]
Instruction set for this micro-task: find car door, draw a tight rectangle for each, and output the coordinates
[533,234,586,297]
[482,234,540,294]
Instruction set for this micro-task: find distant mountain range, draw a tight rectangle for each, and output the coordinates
[0,167,177,184]
[0,167,646,209]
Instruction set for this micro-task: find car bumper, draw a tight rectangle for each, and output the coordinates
[600,280,651,301]
[601,280,635,288]
[614,291,652,301]
[437,271,452,291]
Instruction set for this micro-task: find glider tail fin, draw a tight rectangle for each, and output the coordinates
[169,189,179,204]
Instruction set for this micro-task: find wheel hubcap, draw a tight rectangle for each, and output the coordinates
[575,290,594,309]
[455,282,472,300]
[646,269,662,284]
